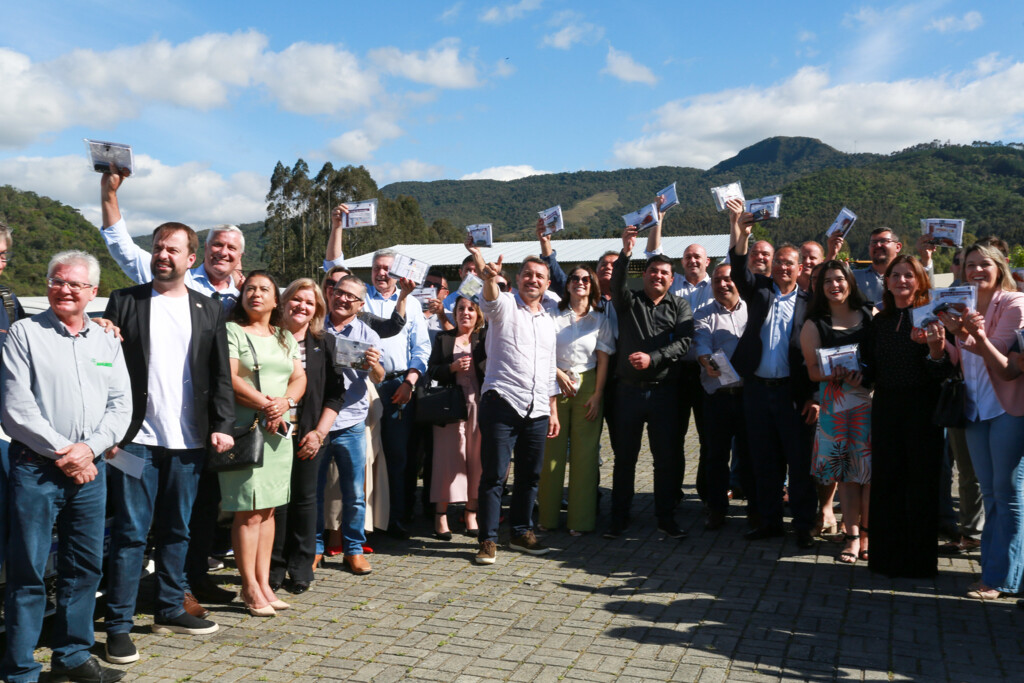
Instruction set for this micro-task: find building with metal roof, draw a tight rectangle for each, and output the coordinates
[344,234,731,271]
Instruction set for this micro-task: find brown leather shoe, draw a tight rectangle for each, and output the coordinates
[183,592,210,618]
[343,553,372,575]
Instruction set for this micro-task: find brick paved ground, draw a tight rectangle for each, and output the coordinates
[17,424,1024,682]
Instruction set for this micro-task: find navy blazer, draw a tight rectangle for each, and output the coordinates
[104,283,235,447]
[729,247,813,406]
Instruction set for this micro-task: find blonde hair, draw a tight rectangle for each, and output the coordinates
[281,278,327,338]
[962,243,1016,293]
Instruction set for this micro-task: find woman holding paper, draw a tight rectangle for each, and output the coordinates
[538,264,615,535]
[800,261,872,564]
[862,255,951,578]
[222,271,306,615]
[268,278,346,595]
[937,244,1024,600]
[427,295,487,539]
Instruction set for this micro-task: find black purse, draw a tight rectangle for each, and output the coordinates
[415,381,468,426]
[932,366,967,429]
[207,335,266,472]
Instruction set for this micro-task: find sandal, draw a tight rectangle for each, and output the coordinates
[837,534,860,564]
[858,526,869,562]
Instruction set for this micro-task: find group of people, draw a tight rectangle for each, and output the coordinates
[0,169,1022,682]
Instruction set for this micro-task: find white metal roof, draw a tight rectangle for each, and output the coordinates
[345,234,731,268]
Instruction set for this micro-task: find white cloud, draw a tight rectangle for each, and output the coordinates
[840,4,930,82]
[494,58,516,78]
[612,63,1024,169]
[927,10,983,33]
[259,42,380,115]
[798,30,816,42]
[0,154,266,236]
[542,11,604,50]
[369,41,480,89]
[480,0,542,23]
[370,160,446,184]
[327,116,404,163]
[440,2,462,22]
[602,47,657,86]
[460,165,551,181]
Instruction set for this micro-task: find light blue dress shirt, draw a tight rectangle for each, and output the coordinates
[364,286,431,378]
[754,285,797,379]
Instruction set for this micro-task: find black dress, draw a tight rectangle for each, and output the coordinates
[863,306,952,578]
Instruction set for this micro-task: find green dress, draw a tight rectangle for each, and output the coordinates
[219,323,300,512]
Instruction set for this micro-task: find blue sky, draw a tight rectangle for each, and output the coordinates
[1,1,1022,234]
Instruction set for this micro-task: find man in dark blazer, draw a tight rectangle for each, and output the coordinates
[101,222,235,665]
[725,199,817,549]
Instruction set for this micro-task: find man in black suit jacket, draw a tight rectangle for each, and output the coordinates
[102,222,235,665]
[725,199,817,549]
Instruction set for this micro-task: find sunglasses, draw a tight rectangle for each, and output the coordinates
[497,281,510,292]
[569,275,591,284]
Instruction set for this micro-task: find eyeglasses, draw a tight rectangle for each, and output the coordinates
[324,279,340,289]
[333,291,362,303]
[47,277,93,292]
[497,281,510,292]
[869,239,896,246]
[425,281,448,291]
[568,275,591,284]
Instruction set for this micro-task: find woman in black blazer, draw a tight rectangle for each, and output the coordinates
[269,278,347,594]
[427,296,487,539]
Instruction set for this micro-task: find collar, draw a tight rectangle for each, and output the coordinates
[368,286,398,301]
[772,283,798,300]
[46,308,92,337]
[714,298,743,313]
[194,263,239,295]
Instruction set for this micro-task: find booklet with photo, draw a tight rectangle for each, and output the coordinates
[658,182,679,212]
[817,344,861,376]
[826,207,858,239]
[745,194,782,222]
[467,223,493,247]
[710,181,744,211]
[708,349,741,387]
[456,273,484,303]
[411,286,437,307]
[539,205,564,237]
[921,218,964,247]
[341,199,379,228]
[334,338,374,370]
[388,252,429,285]
[84,139,134,175]
[622,202,659,232]
[912,286,977,328]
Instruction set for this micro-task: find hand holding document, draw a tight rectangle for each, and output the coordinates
[921,218,965,247]
[85,139,134,175]
[411,286,437,307]
[341,199,379,228]
[456,273,484,303]
[467,224,493,247]
[710,181,744,211]
[816,344,861,376]
[621,203,659,232]
[334,338,375,370]
[826,207,858,238]
[657,182,679,212]
[539,206,564,236]
[708,350,741,387]
[388,253,429,285]
[744,195,781,222]
[912,286,977,328]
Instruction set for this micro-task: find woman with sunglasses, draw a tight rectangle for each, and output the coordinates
[538,265,615,535]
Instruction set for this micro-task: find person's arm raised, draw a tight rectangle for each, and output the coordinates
[324,204,348,269]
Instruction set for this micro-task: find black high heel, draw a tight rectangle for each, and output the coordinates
[434,512,452,541]
[464,506,479,537]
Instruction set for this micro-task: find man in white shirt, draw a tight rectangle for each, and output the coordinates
[465,238,559,565]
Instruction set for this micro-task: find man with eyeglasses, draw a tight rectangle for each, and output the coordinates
[321,265,408,339]
[1,251,132,683]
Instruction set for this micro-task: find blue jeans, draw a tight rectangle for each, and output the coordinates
[964,412,1024,593]
[377,377,415,522]
[477,391,549,544]
[105,444,204,632]
[317,422,367,556]
[2,444,107,683]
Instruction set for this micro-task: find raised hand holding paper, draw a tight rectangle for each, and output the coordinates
[85,139,134,174]
[539,206,564,236]
[710,181,744,211]
[912,286,978,328]
[621,202,659,232]
[826,207,857,238]
[457,273,484,302]
[411,286,437,306]
[658,182,679,212]
[745,195,781,222]
[388,253,429,285]
[921,218,964,247]
[467,223,493,247]
[342,199,379,228]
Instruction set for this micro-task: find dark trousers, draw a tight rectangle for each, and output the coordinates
[743,380,815,532]
[610,382,681,522]
[678,363,707,500]
[477,391,549,544]
[702,389,755,516]
[185,468,222,585]
[270,438,325,584]
[378,377,415,523]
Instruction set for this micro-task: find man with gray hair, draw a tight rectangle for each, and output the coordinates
[1,250,132,683]
[100,169,244,306]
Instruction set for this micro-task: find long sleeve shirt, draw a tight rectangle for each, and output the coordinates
[610,251,693,384]
[101,217,240,306]
[693,299,748,393]
[363,286,431,378]
[1,309,132,458]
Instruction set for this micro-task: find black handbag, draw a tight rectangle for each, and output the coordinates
[415,382,468,426]
[207,335,266,472]
[932,367,967,429]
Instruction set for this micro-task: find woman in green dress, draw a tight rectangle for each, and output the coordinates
[222,271,306,616]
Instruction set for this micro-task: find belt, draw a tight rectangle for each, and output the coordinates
[383,371,408,382]
[752,375,790,387]
[619,377,666,389]
[714,386,743,395]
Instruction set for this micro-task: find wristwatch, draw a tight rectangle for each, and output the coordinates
[287,397,296,408]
